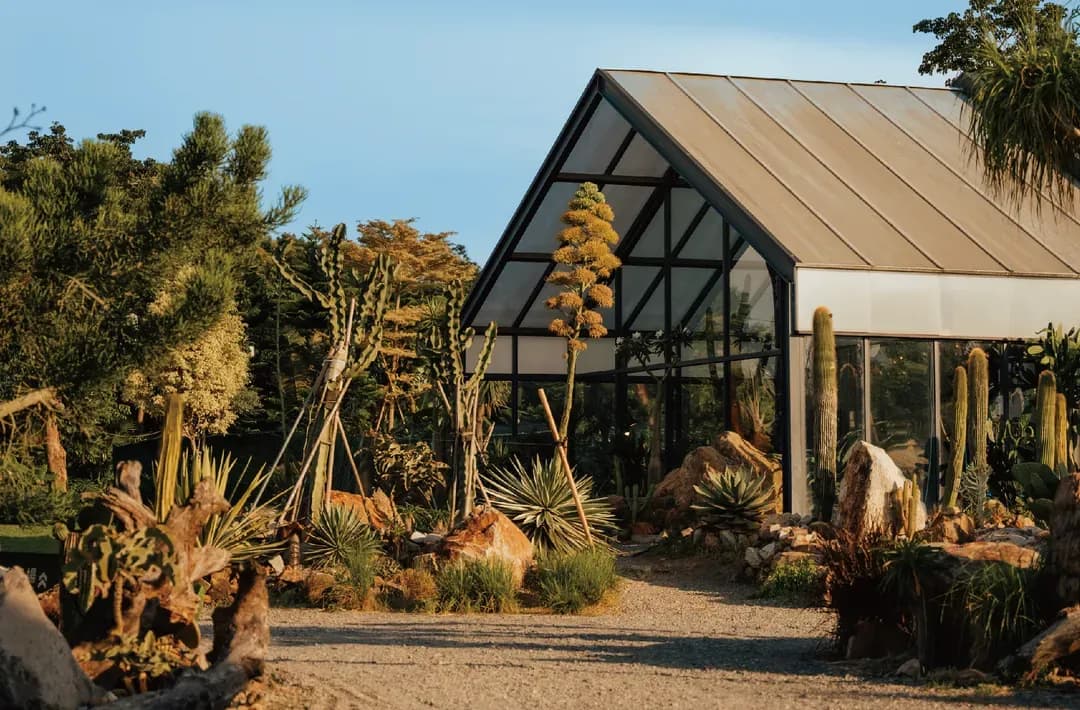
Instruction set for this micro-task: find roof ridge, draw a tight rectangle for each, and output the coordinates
[599,68,956,92]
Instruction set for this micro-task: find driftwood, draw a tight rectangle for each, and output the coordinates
[1003,605,1080,681]
[107,569,270,710]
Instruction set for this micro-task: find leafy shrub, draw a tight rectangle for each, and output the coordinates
[400,503,452,534]
[436,558,517,612]
[820,531,905,653]
[531,548,618,614]
[691,465,775,532]
[305,504,383,569]
[0,454,101,525]
[484,456,614,552]
[370,432,448,506]
[757,557,825,604]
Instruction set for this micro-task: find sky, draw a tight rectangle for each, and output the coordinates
[4,1,968,264]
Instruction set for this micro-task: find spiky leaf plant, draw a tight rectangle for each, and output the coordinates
[483,456,614,552]
[304,503,383,570]
[691,465,776,532]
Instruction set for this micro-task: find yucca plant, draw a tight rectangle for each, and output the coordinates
[176,448,284,562]
[483,456,614,553]
[304,503,383,569]
[691,464,775,532]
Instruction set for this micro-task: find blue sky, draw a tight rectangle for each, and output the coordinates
[4,1,965,264]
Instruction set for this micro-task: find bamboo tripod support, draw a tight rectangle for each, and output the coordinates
[537,388,592,546]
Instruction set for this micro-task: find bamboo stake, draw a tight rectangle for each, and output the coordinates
[537,388,592,545]
[335,415,366,495]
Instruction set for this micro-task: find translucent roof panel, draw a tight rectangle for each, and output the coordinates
[671,187,706,246]
[671,267,720,324]
[677,207,724,260]
[629,282,665,330]
[515,182,578,252]
[517,281,561,328]
[612,133,668,177]
[472,261,550,327]
[602,183,653,245]
[561,99,631,174]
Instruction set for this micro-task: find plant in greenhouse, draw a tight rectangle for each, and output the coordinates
[545,182,621,442]
[691,464,776,533]
[484,456,615,552]
[304,503,383,570]
[811,306,838,520]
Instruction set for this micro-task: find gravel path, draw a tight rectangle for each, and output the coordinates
[264,556,1078,709]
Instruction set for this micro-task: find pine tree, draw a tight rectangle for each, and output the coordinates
[545,183,621,441]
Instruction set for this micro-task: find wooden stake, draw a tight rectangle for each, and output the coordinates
[335,415,366,495]
[537,388,592,545]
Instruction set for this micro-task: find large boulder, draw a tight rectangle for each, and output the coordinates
[440,507,534,587]
[833,441,926,539]
[0,566,100,709]
[328,489,398,532]
[649,431,781,529]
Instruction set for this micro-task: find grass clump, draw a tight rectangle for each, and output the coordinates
[757,556,825,604]
[381,568,438,612]
[436,558,517,613]
[531,548,618,614]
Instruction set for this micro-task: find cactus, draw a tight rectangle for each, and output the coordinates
[1037,370,1058,469]
[421,281,498,520]
[906,473,921,538]
[154,393,184,520]
[1056,393,1070,476]
[272,223,393,523]
[812,306,838,520]
[945,366,967,510]
[967,348,990,474]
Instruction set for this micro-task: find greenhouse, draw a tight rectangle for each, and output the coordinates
[463,68,1080,514]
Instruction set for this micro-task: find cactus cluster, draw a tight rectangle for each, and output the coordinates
[421,280,497,519]
[944,366,968,509]
[811,307,838,519]
[1037,370,1058,469]
[968,348,990,474]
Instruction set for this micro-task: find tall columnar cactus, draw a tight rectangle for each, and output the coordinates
[1037,370,1058,470]
[155,393,184,520]
[967,348,990,475]
[812,307,838,520]
[1056,393,1070,477]
[272,223,393,523]
[945,366,968,510]
[422,281,498,520]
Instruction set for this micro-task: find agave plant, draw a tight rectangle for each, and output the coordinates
[177,448,284,562]
[304,503,383,569]
[691,465,775,532]
[483,456,615,553]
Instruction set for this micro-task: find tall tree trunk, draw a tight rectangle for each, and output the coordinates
[558,347,580,442]
[45,412,68,492]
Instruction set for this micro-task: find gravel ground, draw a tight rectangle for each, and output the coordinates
[263,555,1079,709]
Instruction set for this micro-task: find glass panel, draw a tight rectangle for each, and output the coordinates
[671,268,718,329]
[613,134,668,177]
[602,184,652,245]
[561,100,631,174]
[515,182,578,252]
[671,188,706,248]
[517,281,561,328]
[676,207,723,260]
[516,336,570,375]
[683,276,725,362]
[677,363,726,456]
[620,379,665,490]
[869,339,932,478]
[629,281,665,331]
[729,234,775,356]
[629,204,664,258]
[620,266,660,321]
[571,381,618,491]
[472,261,550,327]
[731,356,779,455]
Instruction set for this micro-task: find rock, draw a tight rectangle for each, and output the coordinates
[942,540,1041,569]
[925,509,975,544]
[845,619,911,659]
[440,507,534,587]
[606,495,628,519]
[1014,515,1036,529]
[1051,473,1080,605]
[718,530,738,550]
[701,532,721,550]
[1005,604,1080,679]
[759,542,778,561]
[772,550,815,568]
[0,566,100,709]
[410,531,444,547]
[649,432,781,529]
[303,570,336,604]
[629,521,658,536]
[896,658,922,678]
[808,520,836,540]
[266,554,285,576]
[37,585,61,627]
[744,547,763,569]
[833,441,926,539]
[630,534,662,545]
[328,489,398,532]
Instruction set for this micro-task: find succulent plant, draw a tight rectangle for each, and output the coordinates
[692,465,776,532]
[304,503,382,570]
[812,306,838,520]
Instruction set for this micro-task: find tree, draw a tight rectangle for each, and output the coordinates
[350,219,476,433]
[545,183,621,442]
[914,1,1068,81]
[915,1,1080,203]
[0,117,304,479]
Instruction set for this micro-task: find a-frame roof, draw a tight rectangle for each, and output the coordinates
[465,68,1080,330]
